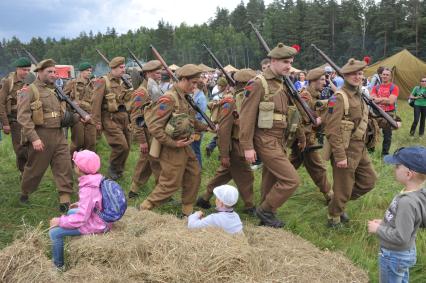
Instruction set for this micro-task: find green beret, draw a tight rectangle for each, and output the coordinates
[78,62,92,71]
[33,59,56,72]
[268,43,297,59]
[175,64,202,79]
[234,68,257,83]
[306,67,325,81]
[13,57,31,68]
[109,56,125,69]
[143,60,162,72]
[340,58,367,74]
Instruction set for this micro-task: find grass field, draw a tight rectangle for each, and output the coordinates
[0,102,425,282]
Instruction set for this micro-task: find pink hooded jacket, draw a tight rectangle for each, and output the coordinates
[59,174,111,234]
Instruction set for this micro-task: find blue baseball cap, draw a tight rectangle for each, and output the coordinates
[384,146,426,174]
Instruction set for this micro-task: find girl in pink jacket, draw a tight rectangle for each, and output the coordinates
[49,150,111,269]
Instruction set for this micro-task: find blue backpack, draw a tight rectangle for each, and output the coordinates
[96,178,127,223]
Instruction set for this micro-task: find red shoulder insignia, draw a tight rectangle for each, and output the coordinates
[220,96,234,105]
[158,96,172,104]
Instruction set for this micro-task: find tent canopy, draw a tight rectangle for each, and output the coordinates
[364,49,426,98]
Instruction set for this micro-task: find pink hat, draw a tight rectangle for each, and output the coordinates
[72,150,100,174]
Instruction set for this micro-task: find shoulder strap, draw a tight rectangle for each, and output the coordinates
[103,75,111,93]
[8,74,14,93]
[256,74,270,101]
[335,91,350,116]
[389,83,395,94]
[29,83,40,102]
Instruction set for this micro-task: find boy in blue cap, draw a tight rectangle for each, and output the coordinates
[368,146,426,283]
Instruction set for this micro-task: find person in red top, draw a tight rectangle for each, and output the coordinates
[371,68,399,155]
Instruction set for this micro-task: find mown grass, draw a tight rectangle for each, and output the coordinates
[0,102,425,282]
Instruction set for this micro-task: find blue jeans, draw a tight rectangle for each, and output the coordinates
[191,133,203,167]
[49,209,82,267]
[379,247,416,283]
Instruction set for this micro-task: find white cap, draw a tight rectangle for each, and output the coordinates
[324,66,333,73]
[213,185,239,207]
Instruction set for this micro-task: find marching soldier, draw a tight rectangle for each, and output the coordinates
[0,57,32,174]
[140,64,209,216]
[17,59,74,212]
[197,69,256,214]
[92,57,133,180]
[63,62,96,156]
[290,67,333,203]
[323,58,377,228]
[239,43,305,228]
[128,60,163,198]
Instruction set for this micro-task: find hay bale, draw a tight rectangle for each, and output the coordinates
[0,208,369,283]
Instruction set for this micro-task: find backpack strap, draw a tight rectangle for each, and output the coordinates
[256,74,273,101]
[29,83,40,103]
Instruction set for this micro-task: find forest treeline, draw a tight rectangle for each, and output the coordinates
[0,0,425,75]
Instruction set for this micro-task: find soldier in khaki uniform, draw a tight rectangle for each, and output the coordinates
[140,64,209,216]
[197,69,256,214]
[63,62,96,156]
[323,58,377,227]
[289,67,333,203]
[128,60,163,198]
[0,57,32,174]
[239,43,306,228]
[92,57,133,180]
[17,59,74,212]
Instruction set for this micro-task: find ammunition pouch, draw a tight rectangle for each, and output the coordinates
[257,101,275,129]
[105,92,118,112]
[284,105,300,148]
[30,100,44,126]
[341,120,355,149]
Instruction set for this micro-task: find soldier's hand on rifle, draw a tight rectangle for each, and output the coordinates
[2,125,10,134]
[244,149,257,164]
[32,139,45,152]
[176,138,193,148]
[221,157,231,168]
[96,123,102,131]
[336,159,348,168]
[140,143,149,154]
[315,117,322,126]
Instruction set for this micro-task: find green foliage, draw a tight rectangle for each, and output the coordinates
[0,0,425,77]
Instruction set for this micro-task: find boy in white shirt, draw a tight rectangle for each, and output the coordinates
[188,185,243,234]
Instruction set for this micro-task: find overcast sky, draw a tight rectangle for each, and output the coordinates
[0,0,273,42]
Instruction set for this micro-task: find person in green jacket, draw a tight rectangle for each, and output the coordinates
[409,77,426,136]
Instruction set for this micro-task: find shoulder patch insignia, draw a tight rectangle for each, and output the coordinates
[244,81,254,98]
[158,96,172,104]
[328,95,337,114]
[157,102,169,117]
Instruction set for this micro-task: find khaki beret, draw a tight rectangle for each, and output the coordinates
[340,58,367,74]
[268,43,297,59]
[306,67,325,81]
[13,57,31,68]
[109,56,125,68]
[234,68,257,83]
[33,59,56,72]
[175,64,202,79]
[143,60,162,72]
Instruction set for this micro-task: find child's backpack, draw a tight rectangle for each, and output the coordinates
[97,178,127,223]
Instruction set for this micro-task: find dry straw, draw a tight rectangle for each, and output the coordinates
[0,208,368,282]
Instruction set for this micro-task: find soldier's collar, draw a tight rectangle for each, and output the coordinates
[342,81,359,96]
[13,72,24,83]
[173,85,186,99]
